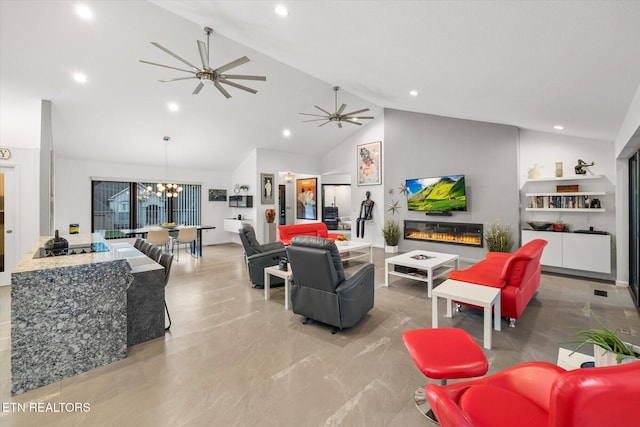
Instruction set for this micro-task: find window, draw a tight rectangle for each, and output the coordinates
[92,180,201,237]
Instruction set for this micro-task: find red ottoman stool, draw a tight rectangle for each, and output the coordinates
[402,328,488,423]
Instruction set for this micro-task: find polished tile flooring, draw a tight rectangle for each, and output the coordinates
[1,243,638,426]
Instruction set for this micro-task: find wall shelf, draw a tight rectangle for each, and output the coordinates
[525,208,605,213]
[525,174,603,183]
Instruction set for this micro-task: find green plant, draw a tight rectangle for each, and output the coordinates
[484,222,513,252]
[382,218,401,246]
[568,310,639,364]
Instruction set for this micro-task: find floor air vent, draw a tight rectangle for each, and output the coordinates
[594,289,608,297]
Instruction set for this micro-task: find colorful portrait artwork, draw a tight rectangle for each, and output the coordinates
[357,141,381,185]
[295,178,317,220]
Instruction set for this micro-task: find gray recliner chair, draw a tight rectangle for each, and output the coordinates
[238,224,287,289]
[286,236,375,333]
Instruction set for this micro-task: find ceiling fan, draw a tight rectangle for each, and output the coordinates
[139,27,266,98]
[299,86,374,128]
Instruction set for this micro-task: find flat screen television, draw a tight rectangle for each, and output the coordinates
[406,175,467,212]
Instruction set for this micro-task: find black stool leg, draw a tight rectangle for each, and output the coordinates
[164,301,172,331]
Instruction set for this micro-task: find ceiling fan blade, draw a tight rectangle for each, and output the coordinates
[315,105,332,116]
[220,74,266,81]
[342,119,363,126]
[219,78,258,94]
[197,40,209,69]
[160,76,198,82]
[193,82,204,94]
[302,119,331,122]
[150,42,200,70]
[346,116,375,120]
[214,56,250,73]
[139,60,196,74]
[337,104,347,115]
[299,112,329,117]
[318,121,331,127]
[342,108,370,117]
[214,81,232,98]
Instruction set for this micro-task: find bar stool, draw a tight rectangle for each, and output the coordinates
[402,328,488,424]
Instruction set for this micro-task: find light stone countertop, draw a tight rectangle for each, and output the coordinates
[13,233,129,273]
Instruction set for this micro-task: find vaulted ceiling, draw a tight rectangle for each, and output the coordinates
[2,1,640,171]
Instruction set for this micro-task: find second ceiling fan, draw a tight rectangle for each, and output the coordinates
[300,86,374,128]
[139,27,266,98]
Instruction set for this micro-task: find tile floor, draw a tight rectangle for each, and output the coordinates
[0,243,638,426]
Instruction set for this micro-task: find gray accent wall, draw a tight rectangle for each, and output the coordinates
[383,108,520,262]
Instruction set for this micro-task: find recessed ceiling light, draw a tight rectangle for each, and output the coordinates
[76,4,94,20]
[409,90,418,96]
[275,5,289,17]
[553,125,564,130]
[283,129,291,137]
[73,72,87,84]
[167,102,179,112]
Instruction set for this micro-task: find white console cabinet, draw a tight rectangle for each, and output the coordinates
[224,218,253,233]
[522,230,611,274]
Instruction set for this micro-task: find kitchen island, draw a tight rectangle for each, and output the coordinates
[11,233,163,395]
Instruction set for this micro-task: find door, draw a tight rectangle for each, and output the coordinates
[278,185,286,225]
[630,151,639,307]
[0,166,16,286]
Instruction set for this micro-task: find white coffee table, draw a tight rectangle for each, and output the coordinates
[432,279,501,350]
[264,264,293,310]
[385,250,459,298]
[336,241,373,263]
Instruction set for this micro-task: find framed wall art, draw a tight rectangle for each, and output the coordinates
[357,141,381,186]
[208,189,227,202]
[261,173,275,204]
[296,177,317,220]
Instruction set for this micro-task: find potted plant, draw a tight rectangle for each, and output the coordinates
[382,218,400,253]
[568,310,640,366]
[484,222,513,252]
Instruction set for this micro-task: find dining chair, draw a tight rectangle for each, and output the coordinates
[147,246,162,262]
[140,241,153,256]
[134,237,145,250]
[159,252,174,330]
[171,227,197,261]
[146,229,170,250]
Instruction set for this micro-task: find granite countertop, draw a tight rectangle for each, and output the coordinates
[13,233,127,273]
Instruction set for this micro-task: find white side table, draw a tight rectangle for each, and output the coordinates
[264,265,293,310]
[432,279,501,349]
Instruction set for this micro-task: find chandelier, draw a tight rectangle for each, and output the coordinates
[149,137,183,198]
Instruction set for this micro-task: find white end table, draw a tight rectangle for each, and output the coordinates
[264,264,292,310]
[432,279,501,349]
[385,250,459,298]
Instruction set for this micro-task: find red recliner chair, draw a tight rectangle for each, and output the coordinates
[425,361,640,427]
[448,239,547,327]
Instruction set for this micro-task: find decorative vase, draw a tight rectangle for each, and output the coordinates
[265,208,275,223]
[385,245,399,254]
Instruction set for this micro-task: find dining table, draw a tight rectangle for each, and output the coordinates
[117,224,215,257]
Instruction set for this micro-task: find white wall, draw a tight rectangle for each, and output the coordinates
[55,156,232,245]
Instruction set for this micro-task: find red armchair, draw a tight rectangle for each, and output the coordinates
[425,361,640,427]
[448,239,547,327]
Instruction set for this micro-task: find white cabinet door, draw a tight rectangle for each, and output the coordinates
[522,230,563,267]
[562,233,611,274]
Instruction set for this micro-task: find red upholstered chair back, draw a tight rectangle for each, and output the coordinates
[502,239,547,288]
[549,362,640,427]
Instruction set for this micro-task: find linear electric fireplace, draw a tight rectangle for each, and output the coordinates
[404,220,483,248]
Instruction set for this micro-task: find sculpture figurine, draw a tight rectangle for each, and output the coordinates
[574,159,594,175]
[356,191,374,238]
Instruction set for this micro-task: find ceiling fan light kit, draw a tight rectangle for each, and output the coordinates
[299,86,374,128]
[140,27,266,98]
